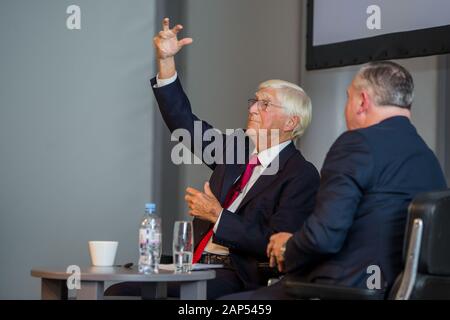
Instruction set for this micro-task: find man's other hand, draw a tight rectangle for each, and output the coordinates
[267,232,293,272]
[185,182,222,224]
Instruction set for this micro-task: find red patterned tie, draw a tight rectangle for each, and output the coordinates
[193,155,261,263]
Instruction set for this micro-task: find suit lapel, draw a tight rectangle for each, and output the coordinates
[235,143,298,211]
[193,162,245,248]
[194,134,251,248]
[193,218,213,249]
[219,134,252,204]
[219,163,246,204]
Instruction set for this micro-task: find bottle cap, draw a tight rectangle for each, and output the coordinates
[145,203,156,211]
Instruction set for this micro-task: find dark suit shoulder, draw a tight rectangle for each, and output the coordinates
[334,129,368,144]
[349,116,417,154]
[327,130,371,159]
[284,147,320,182]
[323,130,374,189]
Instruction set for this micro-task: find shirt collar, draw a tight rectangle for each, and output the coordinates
[252,141,292,168]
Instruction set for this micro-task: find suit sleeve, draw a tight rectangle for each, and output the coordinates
[151,77,226,170]
[213,163,320,259]
[285,131,374,273]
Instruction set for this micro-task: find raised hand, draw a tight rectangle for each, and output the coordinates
[153,17,193,60]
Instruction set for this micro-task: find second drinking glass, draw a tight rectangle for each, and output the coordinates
[172,221,194,273]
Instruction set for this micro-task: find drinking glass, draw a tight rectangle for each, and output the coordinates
[172,221,194,273]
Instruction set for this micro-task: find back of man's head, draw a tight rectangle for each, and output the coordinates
[355,61,414,110]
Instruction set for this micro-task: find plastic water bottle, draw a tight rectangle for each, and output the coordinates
[138,203,162,274]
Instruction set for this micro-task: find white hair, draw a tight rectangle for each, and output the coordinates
[258,79,312,138]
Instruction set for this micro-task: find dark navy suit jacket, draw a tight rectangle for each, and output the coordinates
[285,116,447,290]
[151,77,320,289]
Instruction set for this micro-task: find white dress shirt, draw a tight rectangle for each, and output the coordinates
[155,72,178,87]
[155,73,292,255]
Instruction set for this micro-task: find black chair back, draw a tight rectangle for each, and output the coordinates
[390,190,450,300]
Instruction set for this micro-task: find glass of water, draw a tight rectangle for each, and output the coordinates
[172,221,194,273]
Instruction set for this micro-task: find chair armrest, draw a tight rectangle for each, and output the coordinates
[284,275,385,300]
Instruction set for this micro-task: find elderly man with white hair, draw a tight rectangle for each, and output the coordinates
[150,18,320,299]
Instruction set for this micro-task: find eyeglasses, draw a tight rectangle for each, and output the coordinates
[247,98,284,111]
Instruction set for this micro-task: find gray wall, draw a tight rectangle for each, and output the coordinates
[0,0,157,299]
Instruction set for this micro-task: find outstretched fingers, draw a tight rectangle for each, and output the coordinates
[178,37,193,48]
[171,24,183,34]
[162,17,170,31]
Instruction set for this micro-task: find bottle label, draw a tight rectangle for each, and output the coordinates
[140,229,161,245]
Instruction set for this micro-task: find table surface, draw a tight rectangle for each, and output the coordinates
[31,266,216,282]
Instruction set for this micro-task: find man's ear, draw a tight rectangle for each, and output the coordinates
[285,115,300,132]
[358,90,371,114]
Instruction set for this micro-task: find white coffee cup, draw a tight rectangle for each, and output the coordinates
[88,241,118,267]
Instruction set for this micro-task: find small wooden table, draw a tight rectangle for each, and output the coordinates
[31,266,216,300]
